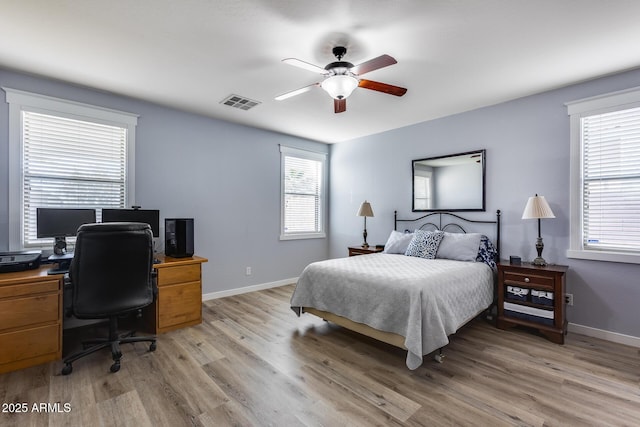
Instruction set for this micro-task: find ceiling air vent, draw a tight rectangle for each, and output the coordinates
[220,94,261,111]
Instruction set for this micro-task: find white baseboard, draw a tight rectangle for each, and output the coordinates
[202,277,298,301]
[568,323,640,348]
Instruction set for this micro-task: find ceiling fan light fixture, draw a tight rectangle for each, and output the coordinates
[279,47,405,112]
[321,75,359,100]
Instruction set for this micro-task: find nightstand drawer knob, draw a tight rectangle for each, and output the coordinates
[524,277,530,283]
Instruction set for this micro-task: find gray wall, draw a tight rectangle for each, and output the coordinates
[330,68,640,339]
[0,69,329,294]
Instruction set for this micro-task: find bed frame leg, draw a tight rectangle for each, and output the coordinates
[485,303,496,321]
[434,348,445,363]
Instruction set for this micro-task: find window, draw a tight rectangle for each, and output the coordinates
[280,145,327,240]
[567,86,640,264]
[4,88,138,250]
[413,170,432,210]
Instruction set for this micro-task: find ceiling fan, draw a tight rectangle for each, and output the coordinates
[275,46,407,113]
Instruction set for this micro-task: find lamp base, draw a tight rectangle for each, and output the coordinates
[533,236,546,266]
[532,256,547,266]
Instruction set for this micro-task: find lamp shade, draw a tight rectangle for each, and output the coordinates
[357,201,374,217]
[522,194,555,219]
[321,75,359,100]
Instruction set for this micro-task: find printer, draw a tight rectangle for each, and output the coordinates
[0,250,42,273]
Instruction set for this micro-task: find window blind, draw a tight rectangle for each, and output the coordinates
[22,111,128,247]
[582,106,640,252]
[283,155,323,234]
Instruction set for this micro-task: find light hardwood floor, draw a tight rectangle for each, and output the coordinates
[1,284,638,426]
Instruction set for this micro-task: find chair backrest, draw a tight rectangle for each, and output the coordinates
[70,222,154,318]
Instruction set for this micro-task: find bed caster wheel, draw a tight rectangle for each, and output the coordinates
[149,342,157,352]
[110,361,121,373]
[61,363,73,375]
[434,354,445,363]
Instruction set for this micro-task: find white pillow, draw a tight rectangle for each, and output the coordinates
[382,230,414,254]
[436,232,482,261]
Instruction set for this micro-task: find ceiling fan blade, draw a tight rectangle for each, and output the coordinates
[275,83,320,101]
[358,79,407,97]
[351,54,397,75]
[334,98,346,113]
[282,58,328,74]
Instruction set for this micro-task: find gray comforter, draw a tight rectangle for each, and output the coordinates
[290,253,494,369]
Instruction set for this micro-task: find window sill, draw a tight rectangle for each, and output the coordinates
[280,232,326,241]
[566,249,640,265]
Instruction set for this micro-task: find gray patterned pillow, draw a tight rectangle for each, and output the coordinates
[405,230,445,259]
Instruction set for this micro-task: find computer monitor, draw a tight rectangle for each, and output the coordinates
[102,208,160,237]
[36,207,96,256]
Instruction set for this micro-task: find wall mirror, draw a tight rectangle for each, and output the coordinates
[412,149,486,212]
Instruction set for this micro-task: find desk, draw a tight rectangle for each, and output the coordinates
[0,254,207,374]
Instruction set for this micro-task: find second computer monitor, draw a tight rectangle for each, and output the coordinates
[37,207,97,256]
[102,208,160,237]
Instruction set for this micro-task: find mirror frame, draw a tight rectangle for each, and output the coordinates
[412,149,486,212]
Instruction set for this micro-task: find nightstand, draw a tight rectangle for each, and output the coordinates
[497,261,568,344]
[348,245,384,256]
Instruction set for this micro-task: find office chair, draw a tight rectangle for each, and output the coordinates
[61,222,157,375]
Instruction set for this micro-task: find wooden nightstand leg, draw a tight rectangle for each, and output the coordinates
[540,330,565,345]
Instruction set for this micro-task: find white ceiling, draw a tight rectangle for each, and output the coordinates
[2,1,640,143]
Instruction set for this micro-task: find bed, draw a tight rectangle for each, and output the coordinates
[290,210,501,370]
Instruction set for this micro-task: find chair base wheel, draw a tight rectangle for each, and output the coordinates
[149,342,157,352]
[61,364,73,375]
[110,362,121,373]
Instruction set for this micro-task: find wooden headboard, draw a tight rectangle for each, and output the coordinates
[394,210,501,261]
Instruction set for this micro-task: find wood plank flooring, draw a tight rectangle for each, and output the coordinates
[1,284,639,426]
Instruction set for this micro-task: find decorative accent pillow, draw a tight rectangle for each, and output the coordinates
[382,230,414,254]
[405,230,445,259]
[476,235,498,270]
[436,232,483,262]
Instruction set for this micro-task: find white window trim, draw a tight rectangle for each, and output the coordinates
[3,87,138,251]
[279,145,327,240]
[566,85,640,264]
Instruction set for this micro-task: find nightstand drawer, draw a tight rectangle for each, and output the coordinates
[348,246,384,256]
[503,271,554,289]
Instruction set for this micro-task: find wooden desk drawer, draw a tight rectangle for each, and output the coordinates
[157,264,201,286]
[158,281,202,330]
[0,279,60,299]
[504,271,554,289]
[0,293,60,331]
[0,323,60,366]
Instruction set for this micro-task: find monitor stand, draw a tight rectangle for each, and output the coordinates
[47,253,73,275]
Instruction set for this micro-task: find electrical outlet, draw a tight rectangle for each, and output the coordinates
[565,293,574,306]
[245,266,252,276]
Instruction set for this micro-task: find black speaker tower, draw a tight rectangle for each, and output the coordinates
[165,218,194,258]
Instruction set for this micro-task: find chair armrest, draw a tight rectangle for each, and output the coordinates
[63,273,73,317]
[151,270,158,299]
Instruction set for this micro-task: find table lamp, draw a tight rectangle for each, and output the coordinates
[357,201,374,248]
[522,194,555,266]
